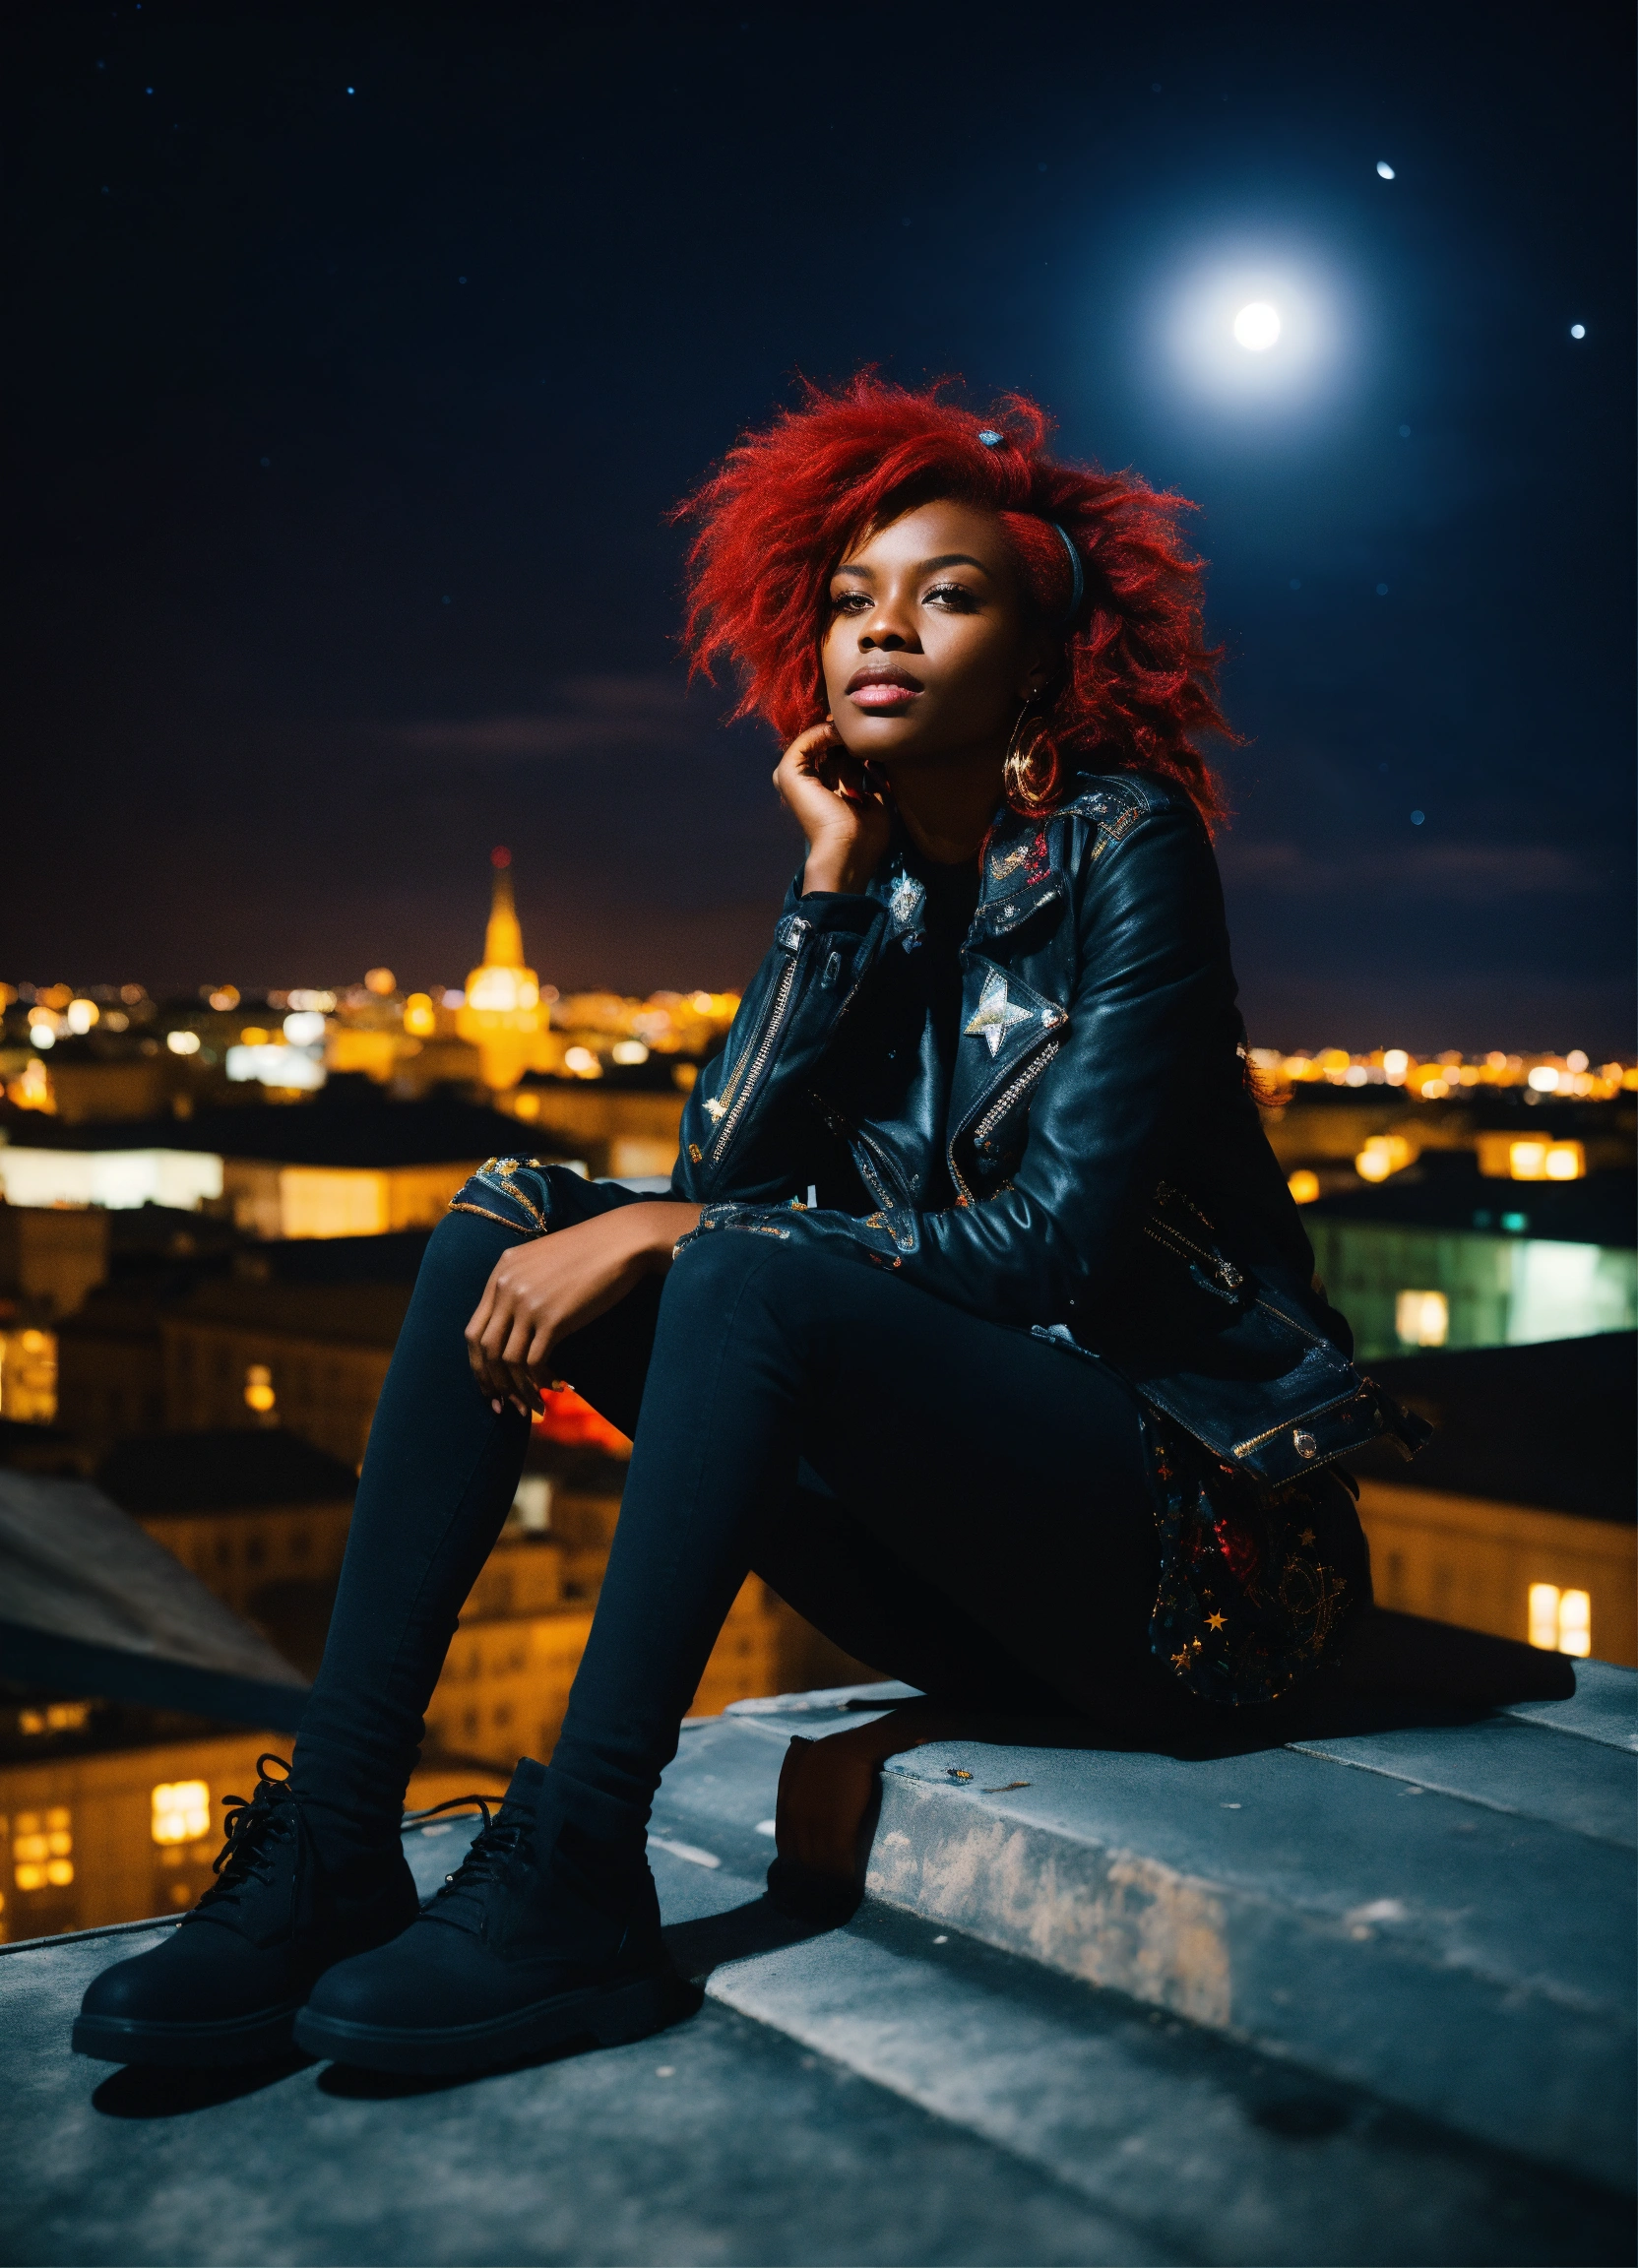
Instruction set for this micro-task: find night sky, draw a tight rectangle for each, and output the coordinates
[8,4,1633,1050]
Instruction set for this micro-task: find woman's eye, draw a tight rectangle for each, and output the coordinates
[925,582,977,610]
[830,591,871,613]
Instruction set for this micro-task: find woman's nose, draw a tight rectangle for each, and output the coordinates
[860,615,918,650]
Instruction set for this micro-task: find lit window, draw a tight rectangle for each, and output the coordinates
[14,1806,73,1890]
[1395,1289,1449,1347]
[1529,1583,1592,1657]
[152,1781,212,1845]
[244,1363,277,1415]
[1508,1138,1584,1182]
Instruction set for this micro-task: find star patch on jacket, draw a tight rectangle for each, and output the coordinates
[964,971,1034,1056]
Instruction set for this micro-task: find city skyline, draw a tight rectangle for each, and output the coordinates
[5,7,1632,1049]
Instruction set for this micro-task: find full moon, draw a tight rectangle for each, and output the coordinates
[1232,300,1282,351]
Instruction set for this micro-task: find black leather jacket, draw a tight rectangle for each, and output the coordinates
[669,766,1381,1706]
[672,766,1348,1368]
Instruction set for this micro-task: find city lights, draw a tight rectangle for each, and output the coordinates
[282,1010,327,1046]
[1473,1134,1588,1182]
[64,998,98,1034]
[165,1029,201,1055]
[226,1041,327,1090]
[1354,1134,1416,1182]
[243,1363,277,1416]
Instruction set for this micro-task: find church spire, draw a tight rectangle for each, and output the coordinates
[484,848,525,969]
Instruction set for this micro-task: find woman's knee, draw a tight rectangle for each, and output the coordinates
[663,1223,826,1327]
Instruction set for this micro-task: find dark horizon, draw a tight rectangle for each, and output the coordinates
[7,3,1633,1051]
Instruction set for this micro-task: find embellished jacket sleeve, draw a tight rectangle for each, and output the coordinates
[670,885,889,1205]
[678,798,1230,1331]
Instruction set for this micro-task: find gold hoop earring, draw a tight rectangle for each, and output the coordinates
[1002,704,1060,814]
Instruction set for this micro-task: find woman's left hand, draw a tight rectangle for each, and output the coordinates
[465,1201,700,1416]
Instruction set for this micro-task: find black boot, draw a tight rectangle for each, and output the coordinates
[73,1756,418,2067]
[293,1757,697,2075]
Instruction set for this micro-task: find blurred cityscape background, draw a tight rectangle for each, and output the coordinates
[1,852,1632,1942]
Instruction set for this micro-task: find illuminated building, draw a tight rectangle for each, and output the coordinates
[96,1429,359,1627]
[0,1148,223,1213]
[0,1720,511,1942]
[222,1159,478,1239]
[1353,1334,1635,1668]
[158,1282,413,1470]
[456,849,546,1091]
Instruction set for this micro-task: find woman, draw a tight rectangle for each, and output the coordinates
[75,377,1389,2079]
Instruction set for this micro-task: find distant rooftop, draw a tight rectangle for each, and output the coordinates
[1306,1147,1634,1246]
[96,1427,357,1516]
[0,1091,563,1171]
[1354,1331,1635,1521]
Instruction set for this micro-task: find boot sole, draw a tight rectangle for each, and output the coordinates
[291,1970,701,2076]
[72,2004,300,2067]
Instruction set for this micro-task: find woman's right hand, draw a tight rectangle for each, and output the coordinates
[774,721,893,896]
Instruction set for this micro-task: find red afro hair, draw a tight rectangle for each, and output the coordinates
[675,373,1232,826]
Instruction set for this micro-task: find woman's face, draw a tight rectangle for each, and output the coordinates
[819,499,1049,774]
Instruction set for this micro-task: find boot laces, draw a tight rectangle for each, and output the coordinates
[195,1753,303,1910]
[416,1796,535,1926]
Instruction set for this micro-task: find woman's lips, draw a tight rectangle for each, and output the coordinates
[849,680,922,711]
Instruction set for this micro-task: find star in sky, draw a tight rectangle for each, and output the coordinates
[964,972,1035,1056]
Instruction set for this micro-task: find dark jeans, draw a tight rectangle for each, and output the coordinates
[291,1171,1166,1850]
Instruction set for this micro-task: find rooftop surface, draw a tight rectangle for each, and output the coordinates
[2,1669,1632,2266]
[1355,1330,1636,1520]
[1,1094,556,1170]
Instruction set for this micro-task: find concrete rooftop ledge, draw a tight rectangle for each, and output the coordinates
[2,1670,1632,2265]
[713,1667,1636,2194]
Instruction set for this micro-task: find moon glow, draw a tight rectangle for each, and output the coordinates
[1232,300,1282,351]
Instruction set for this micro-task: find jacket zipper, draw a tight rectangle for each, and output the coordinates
[1142,1218,1244,1295]
[709,946,802,1161]
[949,1040,1061,1204]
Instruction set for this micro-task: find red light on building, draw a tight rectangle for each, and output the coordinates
[532,1385,630,1457]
